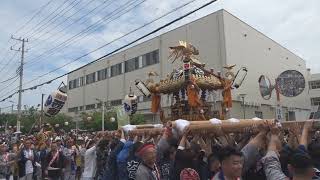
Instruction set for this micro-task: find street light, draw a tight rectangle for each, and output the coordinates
[96,98,105,131]
[87,116,92,121]
[239,94,247,119]
[8,101,15,114]
[110,117,115,122]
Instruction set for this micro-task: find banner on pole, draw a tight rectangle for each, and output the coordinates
[116,106,130,127]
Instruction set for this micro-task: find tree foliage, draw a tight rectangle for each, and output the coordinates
[79,111,146,131]
[130,113,146,125]
[0,106,74,133]
[0,107,147,133]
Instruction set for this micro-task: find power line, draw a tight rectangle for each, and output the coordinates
[26,0,216,84]
[25,0,139,64]
[0,51,18,74]
[0,75,19,84]
[26,0,199,81]
[14,0,55,35]
[29,0,98,43]
[20,0,72,38]
[25,0,144,67]
[0,0,218,103]
[0,105,14,110]
[27,0,82,40]
[0,78,19,98]
[0,40,19,65]
[28,0,114,50]
[0,0,57,81]
[0,0,54,75]
[0,40,15,64]
[0,61,21,82]
[0,1,165,94]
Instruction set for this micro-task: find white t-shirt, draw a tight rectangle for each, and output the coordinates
[24,149,34,174]
[82,146,97,178]
[63,147,76,172]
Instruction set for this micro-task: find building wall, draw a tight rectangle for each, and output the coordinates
[230,102,275,119]
[66,10,226,116]
[222,10,311,120]
[65,9,311,121]
[309,73,320,111]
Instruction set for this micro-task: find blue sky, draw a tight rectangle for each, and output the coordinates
[0,0,319,112]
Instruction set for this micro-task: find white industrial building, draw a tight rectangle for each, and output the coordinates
[65,9,311,122]
[309,73,320,118]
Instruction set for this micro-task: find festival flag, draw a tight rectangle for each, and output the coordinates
[116,106,130,127]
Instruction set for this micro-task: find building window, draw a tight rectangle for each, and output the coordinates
[68,79,79,89]
[254,111,263,119]
[69,81,72,90]
[138,96,151,102]
[111,63,122,77]
[68,107,78,112]
[311,97,320,106]
[86,104,95,110]
[142,50,159,67]
[86,72,96,84]
[110,99,122,106]
[288,111,296,121]
[73,79,79,88]
[97,103,102,109]
[80,77,85,86]
[125,57,139,72]
[143,96,152,102]
[97,69,108,81]
[309,80,320,89]
[311,111,320,119]
[79,106,84,111]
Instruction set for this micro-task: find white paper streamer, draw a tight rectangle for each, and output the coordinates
[276,122,282,127]
[175,119,190,133]
[209,118,222,124]
[122,124,137,132]
[153,124,164,128]
[228,118,240,123]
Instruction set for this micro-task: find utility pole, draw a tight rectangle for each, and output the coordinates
[239,94,247,119]
[11,36,28,133]
[102,103,105,131]
[96,98,105,131]
[40,94,45,128]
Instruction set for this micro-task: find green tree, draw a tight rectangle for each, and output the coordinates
[0,114,18,131]
[44,113,74,132]
[130,113,146,125]
[81,111,117,131]
[78,110,148,131]
[0,107,74,134]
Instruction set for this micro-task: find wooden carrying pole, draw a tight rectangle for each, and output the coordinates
[124,119,320,136]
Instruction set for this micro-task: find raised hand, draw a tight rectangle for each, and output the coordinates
[303,120,314,131]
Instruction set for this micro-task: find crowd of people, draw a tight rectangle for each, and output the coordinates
[0,120,320,180]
